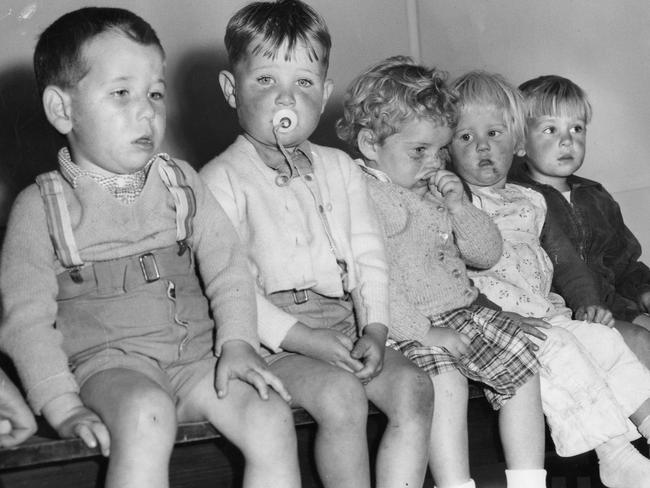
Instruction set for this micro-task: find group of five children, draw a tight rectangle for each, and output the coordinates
[1,1,650,488]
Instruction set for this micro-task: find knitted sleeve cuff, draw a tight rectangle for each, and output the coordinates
[28,373,80,415]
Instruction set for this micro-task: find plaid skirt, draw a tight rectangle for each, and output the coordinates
[389,305,539,409]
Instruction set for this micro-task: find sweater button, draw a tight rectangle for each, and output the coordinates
[439,232,449,241]
[438,252,445,261]
[437,205,445,212]
[452,269,462,278]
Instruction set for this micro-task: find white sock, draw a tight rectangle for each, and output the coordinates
[435,480,476,488]
[637,414,650,441]
[595,435,650,488]
[505,468,546,488]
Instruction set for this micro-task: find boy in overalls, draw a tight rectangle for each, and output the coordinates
[0,7,299,488]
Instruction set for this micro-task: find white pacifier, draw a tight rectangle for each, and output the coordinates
[272,109,298,133]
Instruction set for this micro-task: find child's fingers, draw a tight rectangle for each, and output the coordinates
[257,369,292,403]
[74,423,100,451]
[91,423,111,457]
[355,355,381,382]
[350,339,368,359]
[337,356,365,373]
[214,368,230,399]
[335,333,355,351]
[246,371,270,400]
[0,419,11,435]
[595,309,614,327]
[520,323,547,341]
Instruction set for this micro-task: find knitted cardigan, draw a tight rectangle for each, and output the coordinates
[365,175,503,342]
[201,136,390,351]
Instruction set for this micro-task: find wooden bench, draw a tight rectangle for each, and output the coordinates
[1,383,623,487]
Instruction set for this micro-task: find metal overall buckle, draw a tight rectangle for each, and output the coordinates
[139,253,160,283]
[292,289,310,304]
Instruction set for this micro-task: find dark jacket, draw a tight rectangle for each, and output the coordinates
[510,156,650,322]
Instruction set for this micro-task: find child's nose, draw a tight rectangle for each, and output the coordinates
[275,86,296,106]
[559,129,573,146]
[476,135,490,152]
[137,97,156,120]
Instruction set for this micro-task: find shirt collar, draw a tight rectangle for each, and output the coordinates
[58,147,157,204]
[355,158,392,183]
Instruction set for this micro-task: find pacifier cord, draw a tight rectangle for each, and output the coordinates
[272,117,349,288]
[272,122,295,179]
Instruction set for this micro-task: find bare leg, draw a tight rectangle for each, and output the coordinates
[614,320,650,369]
[177,368,299,488]
[365,347,433,488]
[81,369,177,488]
[498,374,545,469]
[632,314,650,333]
[177,369,299,488]
[428,370,471,487]
[271,355,371,488]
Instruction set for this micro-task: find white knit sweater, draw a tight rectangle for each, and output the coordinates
[201,136,390,351]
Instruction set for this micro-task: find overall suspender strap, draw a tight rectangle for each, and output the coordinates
[35,171,84,269]
[157,155,196,246]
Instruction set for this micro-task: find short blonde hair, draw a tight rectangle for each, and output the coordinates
[336,55,458,157]
[519,75,592,124]
[452,70,526,148]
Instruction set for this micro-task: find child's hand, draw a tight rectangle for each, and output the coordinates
[637,291,650,314]
[216,340,291,402]
[351,323,388,383]
[42,393,110,456]
[500,312,550,351]
[283,323,365,373]
[429,169,466,213]
[0,372,37,448]
[422,327,471,357]
[574,305,615,327]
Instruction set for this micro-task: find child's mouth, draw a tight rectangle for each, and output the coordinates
[478,158,493,167]
[558,154,574,161]
[134,137,153,148]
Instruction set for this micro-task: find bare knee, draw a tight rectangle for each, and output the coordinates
[616,320,650,354]
[384,365,434,421]
[238,395,296,457]
[110,386,177,445]
[309,371,368,428]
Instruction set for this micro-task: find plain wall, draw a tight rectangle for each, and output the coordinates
[1,0,648,258]
[415,0,650,259]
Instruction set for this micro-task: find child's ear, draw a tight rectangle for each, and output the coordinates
[357,128,379,162]
[218,70,237,109]
[42,86,73,135]
[320,78,334,113]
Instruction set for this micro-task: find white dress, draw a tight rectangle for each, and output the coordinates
[469,184,650,456]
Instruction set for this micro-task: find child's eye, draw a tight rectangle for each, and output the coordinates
[297,79,313,88]
[408,147,427,160]
[257,76,273,85]
[149,91,165,101]
[112,89,129,97]
[488,129,502,137]
[571,125,584,134]
[542,126,556,134]
[457,133,473,143]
